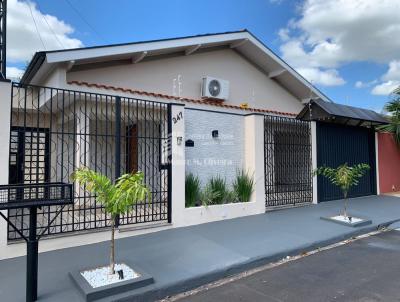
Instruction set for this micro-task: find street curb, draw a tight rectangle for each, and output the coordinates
[112,218,400,302]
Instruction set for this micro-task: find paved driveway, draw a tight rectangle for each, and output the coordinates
[177,230,400,302]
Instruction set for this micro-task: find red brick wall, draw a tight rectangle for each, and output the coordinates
[378,132,400,193]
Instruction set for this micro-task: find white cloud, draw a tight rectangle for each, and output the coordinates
[355,79,377,89]
[381,60,400,82]
[279,0,400,89]
[6,66,24,79]
[355,81,364,89]
[278,28,290,41]
[297,67,345,86]
[371,81,400,96]
[371,60,400,95]
[7,0,83,63]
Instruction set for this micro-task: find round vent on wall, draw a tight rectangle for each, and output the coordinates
[208,79,221,97]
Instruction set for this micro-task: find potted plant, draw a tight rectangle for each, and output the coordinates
[314,163,370,219]
[71,167,150,277]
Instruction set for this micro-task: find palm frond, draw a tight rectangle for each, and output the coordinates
[71,167,150,217]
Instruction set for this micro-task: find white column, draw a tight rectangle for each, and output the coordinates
[311,121,318,204]
[0,80,12,249]
[74,105,90,207]
[244,114,266,212]
[375,131,380,195]
[170,104,185,225]
[75,107,91,169]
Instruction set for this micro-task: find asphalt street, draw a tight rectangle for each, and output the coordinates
[177,230,400,302]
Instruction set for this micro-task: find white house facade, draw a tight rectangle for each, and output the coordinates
[0,30,385,259]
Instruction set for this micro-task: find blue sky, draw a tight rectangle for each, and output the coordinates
[7,0,400,111]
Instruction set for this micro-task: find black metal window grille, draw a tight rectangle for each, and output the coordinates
[264,115,312,208]
[8,82,171,240]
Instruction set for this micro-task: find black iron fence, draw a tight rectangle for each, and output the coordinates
[8,82,171,240]
[264,115,312,208]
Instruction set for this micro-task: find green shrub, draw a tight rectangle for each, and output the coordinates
[233,170,254,203]
[224,190,238,203]
[200,184,221,207]
[185,173,201,207]
[208,176,228,204]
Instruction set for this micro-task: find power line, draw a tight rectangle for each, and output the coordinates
[64,0,106,43]
[28,1,46,50]
[35,2,65,49]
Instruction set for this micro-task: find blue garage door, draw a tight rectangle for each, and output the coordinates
[317,122,376,202]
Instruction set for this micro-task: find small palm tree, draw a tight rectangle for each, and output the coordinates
[71,167,150,274]
[314,163,370,217]
[378,86,400,145]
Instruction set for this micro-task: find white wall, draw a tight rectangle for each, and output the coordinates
[173,112,265,227]
[244,114,266,206]
[67,49,303,114]
[0,81,12,253]
[170,104,186,226]
[185,109,244,187]
[42,66,67,88]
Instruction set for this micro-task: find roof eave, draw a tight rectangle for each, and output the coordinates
[20,52,46,85]
[297,100,388,125]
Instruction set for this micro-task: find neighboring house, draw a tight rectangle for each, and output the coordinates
[377,132,400,193]
[0,30,388,259]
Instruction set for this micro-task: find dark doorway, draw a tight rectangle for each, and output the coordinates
[126,125,138,173]
[9,127,50,185]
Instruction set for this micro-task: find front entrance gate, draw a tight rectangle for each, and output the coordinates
[264,115,313,208]
[8,83,171,240]
[317,122,376,202]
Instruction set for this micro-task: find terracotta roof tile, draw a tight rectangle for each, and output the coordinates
[67,80,297,117]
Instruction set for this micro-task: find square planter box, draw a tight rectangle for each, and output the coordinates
[320,215,372,228]
[69,262,154,302]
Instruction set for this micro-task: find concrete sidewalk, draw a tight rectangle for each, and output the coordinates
[1,195,400,302]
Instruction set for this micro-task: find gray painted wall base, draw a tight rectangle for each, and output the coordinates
[69,263,153,302]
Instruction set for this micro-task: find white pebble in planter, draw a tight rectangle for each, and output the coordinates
[81,263,140,288]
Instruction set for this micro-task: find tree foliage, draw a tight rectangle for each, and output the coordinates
[315,163,370,198]
[314,163,370,217]
[71,167,150,218]
[378,87,400,145]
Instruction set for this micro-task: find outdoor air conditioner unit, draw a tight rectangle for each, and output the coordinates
[201,76,229,100]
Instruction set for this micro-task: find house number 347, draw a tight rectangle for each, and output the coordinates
[172,111,183,124]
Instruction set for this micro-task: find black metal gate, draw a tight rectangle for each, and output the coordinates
[317,122,376,202]
[264,115,313,208]
[8,83,171,240]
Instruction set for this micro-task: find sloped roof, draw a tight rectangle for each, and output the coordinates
[297,99,388,126]
[20,30,331,104]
